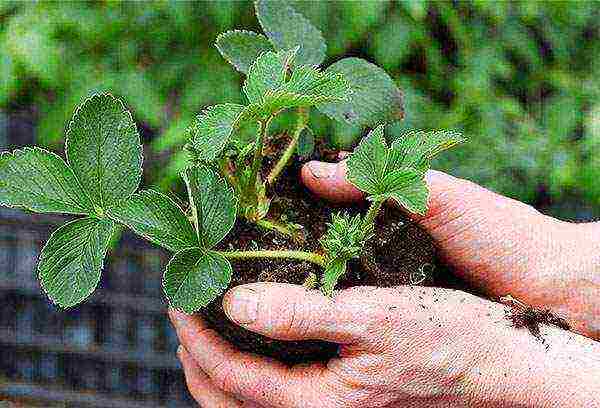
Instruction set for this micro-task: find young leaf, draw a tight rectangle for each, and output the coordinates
[390,130,466,171]
[318,58,404,127]
[215,30,275,74]
[183,165,237,248]
[188,104,246,162]
[66,93,142,210]
[39,217,115,308]
[255,0,326,67]
[321,258,347,297]
[347,125,464,215]
[107,190,199,252]
[346,126,389,195]
[0,147,93,215]
[243,48,297,104]
[163,248,232,313]
[320,212,373,262]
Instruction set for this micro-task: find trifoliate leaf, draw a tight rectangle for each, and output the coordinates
[163,248,232,313]
[215,30,275,74]
[255,0,326,67]
[188,104,246,162]
[318,58,404,127]
[108,190,199,252]
[296,127,315,158]
[390,130,466,171]
[183,165,237,249]
[320,258,347,297]
[39,217,115,308]
[0,147,93,215]
[346,126,389,195]
[66,93,142,210]
[347,125,463,215]
[243,48,297,104]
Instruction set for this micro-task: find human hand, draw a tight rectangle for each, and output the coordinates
[170,284,600,407]
[302,161,600,339]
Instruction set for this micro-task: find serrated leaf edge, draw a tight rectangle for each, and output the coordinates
[38,217,114,309]
[254,0,327,67]
[162,248,233,314]
[64,92,144,210]
[0,146,94,215]
[215,29,274,73]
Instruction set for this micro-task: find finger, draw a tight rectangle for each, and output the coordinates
[177,345,245,407]
[222,282,367,343]
[169,309,338,407]
[301,160,363,203]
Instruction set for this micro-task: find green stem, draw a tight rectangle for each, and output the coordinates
[219,250,325,267]
[255,218,296,238]
[363,199,384,228]
[248,117,271,196]
[267,107,309,185]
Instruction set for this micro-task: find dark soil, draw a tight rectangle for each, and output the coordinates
[199,136,455,365]
[503,296,571,343]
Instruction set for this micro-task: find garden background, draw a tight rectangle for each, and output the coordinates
[1,1,599,406]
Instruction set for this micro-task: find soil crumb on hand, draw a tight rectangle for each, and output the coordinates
[501,295,570,343]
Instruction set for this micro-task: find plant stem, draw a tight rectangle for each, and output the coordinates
[219,250,325,267]
[267,107,309,185]
[248,117,271,196]
[363,199,384,228]
[255,218,297,238]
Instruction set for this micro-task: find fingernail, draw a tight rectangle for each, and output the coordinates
[176,344,184,358]
[168,308,189,327]
[307,161,336,179]
[223,287,259,325]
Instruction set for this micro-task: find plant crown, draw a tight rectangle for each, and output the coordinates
[0,0,463,313]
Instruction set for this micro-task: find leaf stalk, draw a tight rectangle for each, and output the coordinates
[267,107,309,185]
[219,249,325,267]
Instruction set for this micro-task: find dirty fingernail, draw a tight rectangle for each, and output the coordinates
[223,287,259,325]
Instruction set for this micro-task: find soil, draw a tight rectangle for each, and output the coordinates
[503,296,571,343]
[200,136,454,365]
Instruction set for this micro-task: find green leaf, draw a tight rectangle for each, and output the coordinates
[183,165,237,248]
[0,147,94,215]
[163,248,232,313]
[320,258,347,297]
[320,212,373,262]
[387,182,429,216]
[108,190,199,252]
[243,48,297,104]
[296,127,315,158]
[255,0,326,67]
[188,103,246,162]
[346,125,389,195]
[66,93,142,210]
[264,65,351,109]
[318,58,404,127]
[39,217,115,308]
[390,130,466,171]
[347,125,462,215]
[215,30,275,74]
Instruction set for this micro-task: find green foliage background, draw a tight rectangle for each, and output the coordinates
[1,1,598,220]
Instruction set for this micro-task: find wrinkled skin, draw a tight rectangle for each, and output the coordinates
[170,161,600,407]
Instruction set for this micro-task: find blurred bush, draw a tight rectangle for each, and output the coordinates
[1,1,598,218]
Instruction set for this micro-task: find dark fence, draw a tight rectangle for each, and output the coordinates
[0,208,194,407]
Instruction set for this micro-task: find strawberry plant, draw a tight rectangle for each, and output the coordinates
[0,0,463,315]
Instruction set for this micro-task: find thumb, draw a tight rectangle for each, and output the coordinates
[222,282,364,343]
[300,160,566,295]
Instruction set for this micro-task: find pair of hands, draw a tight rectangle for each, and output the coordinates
[170,160,600,407]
